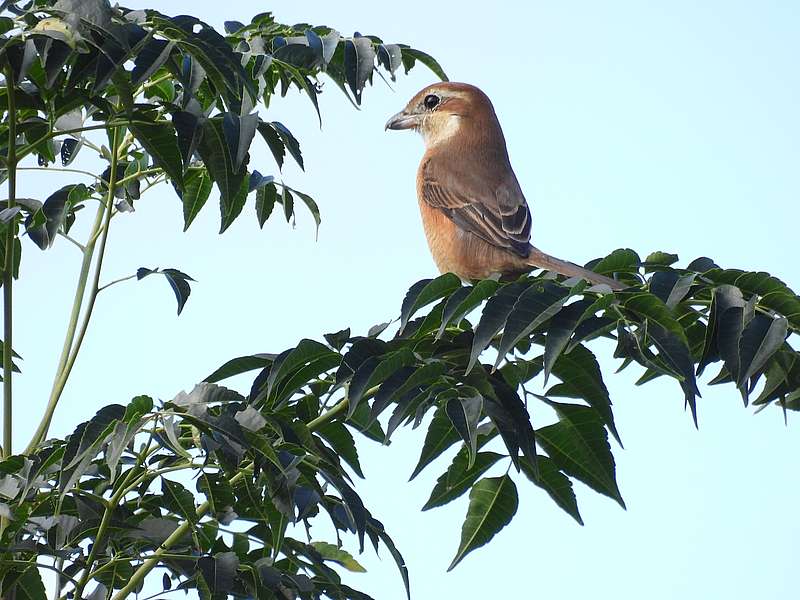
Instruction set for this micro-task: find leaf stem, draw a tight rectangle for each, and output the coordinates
[307,397,349,429]
[97,273,137,293]
[58,231,85,251]
[3,66,17,461]
[14,166,101,180]
[115,167,162,186]
[1,67,17,538]
[25,127,123,453]
[1,120,157,167]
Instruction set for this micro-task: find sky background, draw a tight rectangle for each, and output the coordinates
[8,1,800,599]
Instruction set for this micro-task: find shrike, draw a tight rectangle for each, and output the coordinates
[386,82,622,290]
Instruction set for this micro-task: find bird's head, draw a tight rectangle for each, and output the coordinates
[385,82,501,148]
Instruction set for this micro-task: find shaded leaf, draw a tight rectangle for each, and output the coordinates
[409,404,460,480]
[130,122,184,188]
[136,267,195,314]
[445,393,483,468]
[205,354,273,383]
[180,167,212,231]
[494,281,572,368]
[196,118,248,233]
[467,281,531,374]
[343,36,375,104]
[738,314,788,389]
[536,401,624,507]
[547,343,620,444]
[448,475,518,571]
[423,450,503,511]
[520,456,583,525]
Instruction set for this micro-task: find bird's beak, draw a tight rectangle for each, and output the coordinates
[385,109,418,131]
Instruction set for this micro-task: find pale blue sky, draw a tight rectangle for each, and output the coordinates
[10,2,800,599]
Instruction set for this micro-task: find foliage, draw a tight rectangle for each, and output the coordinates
[0,1,447,598]
[0,2,797,600]
[4,252,799,599]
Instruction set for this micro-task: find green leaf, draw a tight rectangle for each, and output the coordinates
[173,111,203,167]
[543,299,594,382]
[622,291,688,344]
[400,47,449,81]
[760,291,800,329]
[197,552,239,598]
[255,182,278,228]
[205,354,273,383]
[288,186,321,237]
[409,404,460,480]
[310,542,367,572]
[222,112,258,173]
[256,121,286,170]
[753,349,800,406]
[25,186,70,250]
[371,361,446,422]
[196,118,248,233]
[272,353,340,408]
[348,349,413,417]
[423,450,503,511]
[344,36,376,104]
[647,324,701,424]
[448,475,518,571]
[704,269,797,298]
[281,185,294,223]
[95,559,134,590]
[547,343,620,444]
[130,122,184,188]
[124,395,153,423]
[2,564,47,600]
[317,422,364,478]
[346,400,386,443]
[697,285,745,375]
[643,251,679,271]
[467,281,531,374]
[197,472,236,518]
[181,167,212,231]
[161,478,198,523]
[136,268,195,315]
[520,456,583,525]
[445,393,483,468]
[650,271,696,309]
[738,314,788,389]
[270,121,303,170]
[436,279,499,339]
[377,43,403,79]
[536,401,625,507]
[132,39,176,86]
[399,274,462,333]
[591,248,641,275]
[367,519,410,599]
[494,281,572,368]
[266,339,336,401]
[718,306,747,386]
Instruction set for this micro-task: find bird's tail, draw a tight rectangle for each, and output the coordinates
[526,247,625,291]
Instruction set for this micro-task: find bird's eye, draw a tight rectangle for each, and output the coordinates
[423,94,440,110]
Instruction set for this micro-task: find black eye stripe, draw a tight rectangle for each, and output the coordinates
[423,94,440,109]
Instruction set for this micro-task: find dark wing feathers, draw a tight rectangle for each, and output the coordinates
[421,158,532,257]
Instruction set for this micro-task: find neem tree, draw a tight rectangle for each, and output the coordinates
[0,2,798,599]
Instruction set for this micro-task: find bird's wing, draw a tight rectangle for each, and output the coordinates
[421,158,532,257]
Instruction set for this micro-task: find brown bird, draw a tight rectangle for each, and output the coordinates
[385,82,623,290]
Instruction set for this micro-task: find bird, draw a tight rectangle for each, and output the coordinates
[385,82,623,290]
